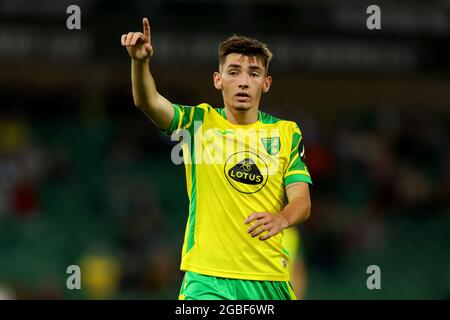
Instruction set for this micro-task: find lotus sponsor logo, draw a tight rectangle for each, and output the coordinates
[228,158,263,185]
[225,151,269,194]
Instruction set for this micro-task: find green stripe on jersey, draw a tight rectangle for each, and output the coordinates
[284,174,312,186]
[185,107,206,253]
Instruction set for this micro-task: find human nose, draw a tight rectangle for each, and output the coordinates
[238,73,250,89]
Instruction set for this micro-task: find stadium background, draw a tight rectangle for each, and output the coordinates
[0,0,449,299]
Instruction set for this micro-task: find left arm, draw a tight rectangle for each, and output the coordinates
[245,182,311,241]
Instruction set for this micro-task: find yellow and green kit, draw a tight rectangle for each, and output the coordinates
[161,103,312,299]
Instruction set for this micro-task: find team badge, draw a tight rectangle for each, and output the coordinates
[261,137,281,155]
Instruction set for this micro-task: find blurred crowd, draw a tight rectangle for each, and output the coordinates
[295,105,449,275]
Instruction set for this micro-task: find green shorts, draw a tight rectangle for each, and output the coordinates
[178,271,297,300]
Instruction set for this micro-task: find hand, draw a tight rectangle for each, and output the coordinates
[121,17,154,61]
[244,212,289,241]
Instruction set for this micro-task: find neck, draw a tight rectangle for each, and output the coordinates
[225,106,259,125]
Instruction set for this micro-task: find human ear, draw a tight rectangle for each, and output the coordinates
[262,75,272,93]
[213,72,223,90]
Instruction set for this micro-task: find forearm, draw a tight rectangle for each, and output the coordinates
[279,195,311,229]
[131,59,158,109]
[131,59,173,128]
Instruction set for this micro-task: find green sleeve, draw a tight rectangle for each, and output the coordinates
[159,104,196,136]
[283,124,313,186]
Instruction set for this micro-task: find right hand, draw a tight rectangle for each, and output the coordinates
[121,18,153,61]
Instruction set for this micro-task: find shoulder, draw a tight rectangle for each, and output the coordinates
[259,110,282,125]
[195,103,214,112]
[259,111,301,133]
[174,102,213,113]
[184,103,216,120]
[178,102,213,122]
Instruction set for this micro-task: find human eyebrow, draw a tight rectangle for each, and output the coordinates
[227,64,242,69]
[248,66,263,72]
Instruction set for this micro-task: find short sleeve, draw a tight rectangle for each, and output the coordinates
[159,104,196,136]
[283,123,313,186]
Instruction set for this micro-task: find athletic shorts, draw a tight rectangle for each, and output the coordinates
[178,271,297,300]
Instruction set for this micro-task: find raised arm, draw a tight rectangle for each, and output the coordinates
[121,18,174,131]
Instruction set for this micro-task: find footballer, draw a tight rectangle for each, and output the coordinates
[121,18,312,300]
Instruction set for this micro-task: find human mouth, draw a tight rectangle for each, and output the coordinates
[235,92,251,101]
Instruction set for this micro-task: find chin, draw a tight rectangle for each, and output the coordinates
[233,104,251,111]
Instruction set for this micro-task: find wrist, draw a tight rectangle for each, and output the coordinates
[279,211,290,230]
[132,57,150,65]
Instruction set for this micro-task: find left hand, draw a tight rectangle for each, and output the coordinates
[244,212,289,241]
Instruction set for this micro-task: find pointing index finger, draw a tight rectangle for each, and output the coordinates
[143,17,150,38]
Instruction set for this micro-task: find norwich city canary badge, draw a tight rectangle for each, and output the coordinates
[261,137,281,155]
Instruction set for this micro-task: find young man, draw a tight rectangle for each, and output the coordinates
[121,18,312,300]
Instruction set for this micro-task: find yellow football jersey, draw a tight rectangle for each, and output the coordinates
[282,227,301,274]
[161,103,312,281]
